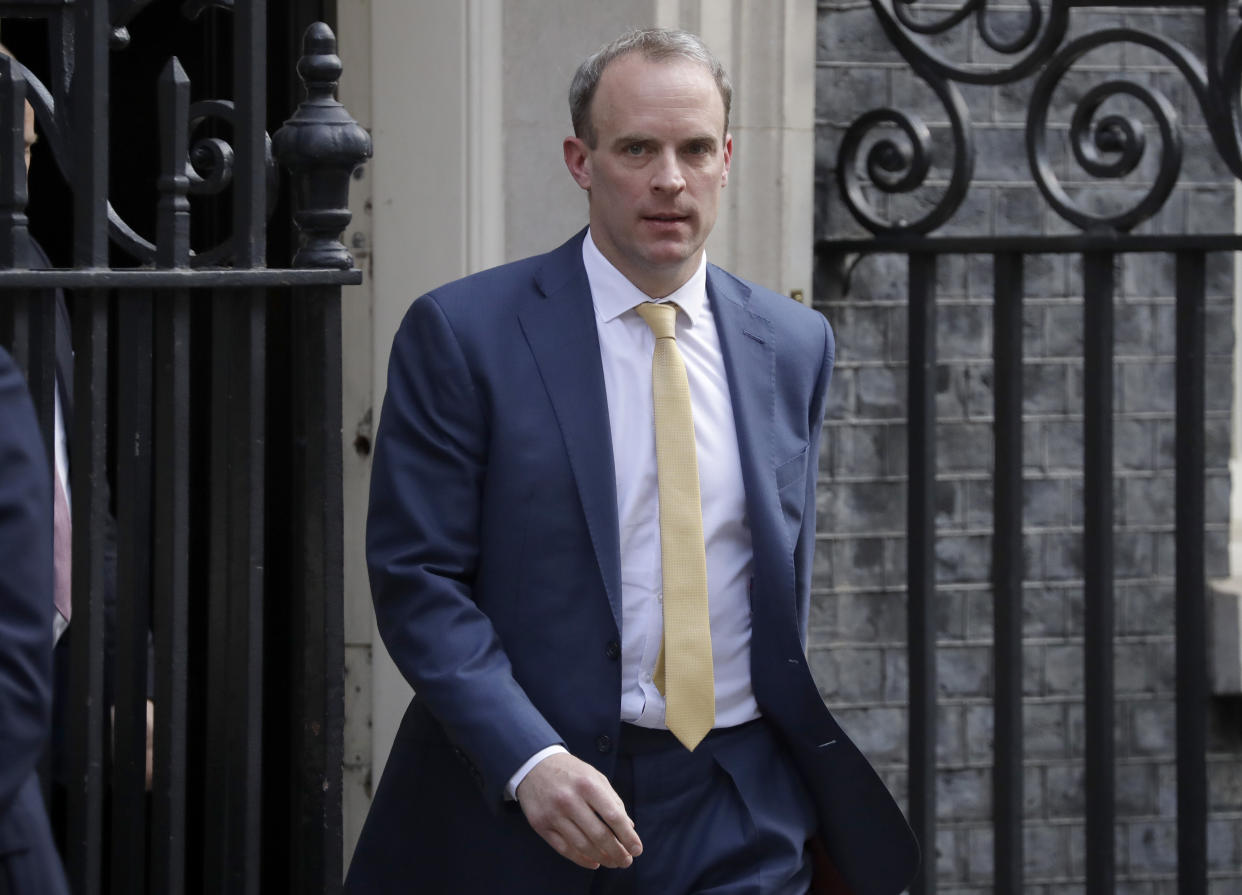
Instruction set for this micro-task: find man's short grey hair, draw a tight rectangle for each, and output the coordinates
[569,28,732,148]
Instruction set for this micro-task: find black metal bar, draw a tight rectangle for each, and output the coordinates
[157,57,191,271]
[73,0,109,269]
[1082,251,1116,895]
[907,252,937,895]
[816,233,1242,257]
[992,252,1024,895]
[0,53,30,270]
[150,287,189,895]
[289,284,345,895]
[0,269,362,287]
[1174,250,1207,895]
[234,0,266,267]
[110,289,153,895]
[66,289,108,895]
[204,288,266,895]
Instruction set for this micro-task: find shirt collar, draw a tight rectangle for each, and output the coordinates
[583,228,708,327]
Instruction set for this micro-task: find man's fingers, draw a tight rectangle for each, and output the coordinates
[543,830,600,871]
[592,797,643,857]
[517,752,640,869]
[579,784,641,862]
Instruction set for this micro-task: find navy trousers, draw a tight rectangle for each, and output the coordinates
[590,719,816,895]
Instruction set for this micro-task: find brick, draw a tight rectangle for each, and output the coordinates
[1115,302,1154,355]
[936,534,992,584]
[1115,761,1157,816]
[1043,643,1084,695]
[1115,419,1153,471]
[963,479,993,529]
[938,589,967,640]
[834,305,889,361]
[936,480,963,528]
[816,64,888,125]
[938,703,966,764]
[1024,362,1073,414]
[824,422,884,479]
[825,366,853,418]
[883,648,907,702]
[1121,360,1175,413]
[819,479,907,532]
[1127,821,1178,873]
[1043,303,1083,358]
[1131,701,1176,756]
[809,645,884,702]
[1207,817,1239,871]
[934,826,960,881]
[938,645,992,697]
[1025,477,1070,526]
[966,825,993,881]
[1023,584,1068,637]
[1115,641,1152,694]
[937,766,991,820]
[1042,760,1083,818]
[937,422,994,472]
[830,706,907,762]
[1121,475,1174,526]
[963,589,992,640]
[1024,823,1069,879]
[832,537,885,588]
[1025,702,1069,759]
[856,365,907,417]
[1207,757,1242,811]
[837,590,908,642]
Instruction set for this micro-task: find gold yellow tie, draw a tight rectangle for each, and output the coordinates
[634,301,714,751]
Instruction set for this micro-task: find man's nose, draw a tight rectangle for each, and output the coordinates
[651,149,685,192]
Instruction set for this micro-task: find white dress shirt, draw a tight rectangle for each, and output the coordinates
[507,230,758,798]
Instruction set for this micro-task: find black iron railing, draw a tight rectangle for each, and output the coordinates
[0,2,369,893]
[817,1,1238,893]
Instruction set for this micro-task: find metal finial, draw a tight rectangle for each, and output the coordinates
[272,23,372,270]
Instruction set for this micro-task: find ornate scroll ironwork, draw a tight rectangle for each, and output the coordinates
[835,0,1242,236]
[0,0,300,268]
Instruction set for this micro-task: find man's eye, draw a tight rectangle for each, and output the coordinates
[626,143,645,156]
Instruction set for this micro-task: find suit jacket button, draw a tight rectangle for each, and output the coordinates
[605,640,621,660]
[596,735,613,754]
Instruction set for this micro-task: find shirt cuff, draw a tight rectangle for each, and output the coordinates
[505,745,568,801]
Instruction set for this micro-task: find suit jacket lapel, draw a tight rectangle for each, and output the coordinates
[517,235,623,629]
[707,268,790,598]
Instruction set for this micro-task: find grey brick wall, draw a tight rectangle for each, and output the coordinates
[814,2,1242,892]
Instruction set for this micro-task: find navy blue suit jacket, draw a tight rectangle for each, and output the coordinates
[350,231,917,894]
[0,347,69,895]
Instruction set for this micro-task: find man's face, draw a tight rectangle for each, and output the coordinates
[563,53,731,298]
[23,99,35,176]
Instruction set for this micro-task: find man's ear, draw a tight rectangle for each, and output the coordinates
[720,133,733,188]
[563,137,592,191]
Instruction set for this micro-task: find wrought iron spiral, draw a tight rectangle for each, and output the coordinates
[1026,30,1196,232]
[836,74,974,234]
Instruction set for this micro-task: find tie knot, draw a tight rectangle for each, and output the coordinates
[635,302,679,340]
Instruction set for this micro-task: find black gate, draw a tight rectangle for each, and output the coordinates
[817,1,1240,893]
[0,2,368,893]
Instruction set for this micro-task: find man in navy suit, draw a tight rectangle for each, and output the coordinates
[0,346,70,895]
[348,28,917,895]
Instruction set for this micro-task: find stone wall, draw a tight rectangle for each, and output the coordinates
[813,2,1242,892]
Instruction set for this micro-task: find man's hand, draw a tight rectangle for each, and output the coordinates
[516,752,643,871]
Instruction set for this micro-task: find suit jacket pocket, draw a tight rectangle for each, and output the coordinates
[775,445,809,492]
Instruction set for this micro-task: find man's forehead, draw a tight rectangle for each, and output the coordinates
[593,54,725,127]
